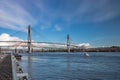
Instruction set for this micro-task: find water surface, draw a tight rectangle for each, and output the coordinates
[19,52,120,80]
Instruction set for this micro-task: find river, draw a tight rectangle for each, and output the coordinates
[19,52,120,80]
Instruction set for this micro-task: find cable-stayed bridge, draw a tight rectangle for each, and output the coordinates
[0,25,79,53]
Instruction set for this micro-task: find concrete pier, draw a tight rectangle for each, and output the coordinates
[11,54,28,80]
[0,54,28,80]
[0,54,12,80]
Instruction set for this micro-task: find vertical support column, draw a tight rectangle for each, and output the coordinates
[15,47,17,53]
[28,25,32,53]
[67,34,70,53]
[0,47,1,53]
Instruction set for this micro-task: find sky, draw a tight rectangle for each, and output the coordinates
[0,0,120,47]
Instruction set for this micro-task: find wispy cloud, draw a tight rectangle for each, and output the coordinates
[0,0,36,31]
[54,24,62,31]
[0,0,120,31]
[63,0,120,23]
[33,0,120,28]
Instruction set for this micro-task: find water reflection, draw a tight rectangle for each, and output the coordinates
[66,54,71,73]
[27,54,32,80]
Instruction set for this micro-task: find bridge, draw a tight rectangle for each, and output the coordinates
[0,25,79,53]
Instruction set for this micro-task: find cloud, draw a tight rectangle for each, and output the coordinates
[0,0,36,31]
[0,33,22,46]
[0,33,22,41]
[33,0,120,29]
[62,0,120,23]
[77,43,91,49]
[1,0,119,32]
[54,25,62,31]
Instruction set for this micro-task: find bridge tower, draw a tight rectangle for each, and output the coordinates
[28,25,32,53]
[67,34,70,53]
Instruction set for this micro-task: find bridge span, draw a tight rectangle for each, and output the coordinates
[0,25,79,53]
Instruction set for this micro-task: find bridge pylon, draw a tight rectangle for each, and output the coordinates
[28,25,32,53]
[67,34,70,53]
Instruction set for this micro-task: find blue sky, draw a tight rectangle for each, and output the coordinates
[0,0,120,47]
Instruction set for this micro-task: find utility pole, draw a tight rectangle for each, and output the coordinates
[67,34,70,53]
[28,25,32,53]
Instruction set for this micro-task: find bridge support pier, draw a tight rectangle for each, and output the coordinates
[0,47,1,53]
[14,48,17,53]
